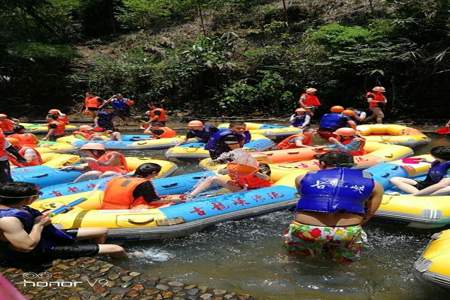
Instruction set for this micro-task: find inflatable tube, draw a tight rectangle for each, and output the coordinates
[165,134,275,159]
[218,122,301,139]
[20,123,77,134]
[57,134,157,144]
[200,142,413,182]
[41,153,80,168]
[38,171,214,199]
[366,155,450,228]
[72,137,184,150]
[414,230,450,289]
[36,142,76,154]
[218,122,284,130]
[357,124,430,147]
[12,157,177,188]
[30,174,298,241]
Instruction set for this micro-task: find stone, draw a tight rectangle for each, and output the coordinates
[200,293,213,300]
[187,288,199,296]
[162,290,174,299]
[68,297,81,300]
[126,289,141,298]
[144,288,161,295]
[108,273,120,280]
[156,283,170,291]
[131,284,145,291]
[168,281,184,287]
[56,264,70,270]
[214,290,227,296]
[185,284,197,289]
[121,282,133,288]
[121,276,133,282]
[129,271,141,277]
[199,286,208,293]
[224,293,236,300]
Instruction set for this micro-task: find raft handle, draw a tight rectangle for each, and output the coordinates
[287,151,299,155]
[161,183,178,188]
[127,217,154,225]
[33,173,49,178]
[385,154,394,159]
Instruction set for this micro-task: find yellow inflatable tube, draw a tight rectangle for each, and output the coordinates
[414,230,450,289]
[357,124,430,147]
[41,153,80,168]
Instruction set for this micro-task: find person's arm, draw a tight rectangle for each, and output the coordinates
[5,143,26,163]
[301,114,311,128]
[298,95,307,108]
[361,182,384,224]
[347,120,357,129]
[295,174,306,191]
[446,120,450,127]
[149,110,161,122]
[289,114,295,122]
[0,213,50,252]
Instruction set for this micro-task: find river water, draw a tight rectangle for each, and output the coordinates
[116,134,450,299]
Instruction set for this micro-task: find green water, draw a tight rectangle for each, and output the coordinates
[117,134,450,300]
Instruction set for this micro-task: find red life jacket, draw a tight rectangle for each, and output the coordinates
[48,121,66,136]
[301,93,321,107]
[0,130,7,158]
[0,119,15,133]
[58,115,69,125]
[367,92,386,108]
[102,177,149,209]
[228,164,271,189]
[87,151,129,174]
[9,147,43,167]
[8,133,38,148]
[147,108,167,122]
[150,127,176,139]
[277,133,313,150]
[341,137,366,156]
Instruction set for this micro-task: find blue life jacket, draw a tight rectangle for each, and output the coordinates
[188,124,217,143]
[425,161,450,184]
[205,129,251,151]
[0,207,74,257]
[296,168,375,214]
[97,111,114,130]
[291,115,307,127]
[111,98,129,111]
[319,113,348,131]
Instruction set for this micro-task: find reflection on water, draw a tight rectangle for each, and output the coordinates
[118,135,450,299]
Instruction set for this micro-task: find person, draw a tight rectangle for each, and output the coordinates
[298,88,321,114]
[143,122,176,139]
[89,130,122,142]
[283,152,383,263]
[94,105,115,132]
[327,128,366,156]
[83,92,104,118]
[62,143,129,182]
[0,114,17,135]
[8,125,39,148]
[7,138,43,167]
[43,114,66,141]
[185,149,272,199]
[0,182,125,267]
[318,106,356,140]
[0,130,27,183]
[103,94,135,121]
[390,146,450,195]
[102,163,178,209]
[345,107,366,123]
[205,121,251,159]
[177,120,219,145]
[145,103,167,126]
[73,125,95,140]
[290,108,311,128]
[277,128,315,150]
[48,109,69,125]
[364,86,387,124]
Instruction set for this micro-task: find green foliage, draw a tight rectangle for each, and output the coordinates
[307,23,371,49]
[8,42,76,60]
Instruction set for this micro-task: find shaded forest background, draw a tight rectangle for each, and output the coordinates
[1,0,449,119]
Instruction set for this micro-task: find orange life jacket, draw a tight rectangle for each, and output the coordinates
[341,137,366,156]
[301,93,321,107]
[102,177,149,209]
[147,108,167,122]
[58,115,69,125]
[0,130,7,158]
[227,164,271,189]
[9,147,43,167]
[87,151,129,174]
[366,92,386,108]
[150,127,176,139]
[85,96,101,109]
[277,133,313,150]
[0,119,15,133]
[8,133,38,148]
[48,121,65,136]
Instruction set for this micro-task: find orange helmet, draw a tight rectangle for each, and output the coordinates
[0,114,7,119]
[330,106,344,113]
[334,127,356,136]
[48,109,60,115]
[187,120,204,128]
[7,137,21,148]
[372,86,386,92]
[305,88,317,94]
[80,143,105,151]
[295,108,307,113]
[342,109,356,117]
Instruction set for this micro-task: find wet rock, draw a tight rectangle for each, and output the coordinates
[144,278,158,287]
[214,289,227,296]
[200,293,213,300]
[199,286,208,293]
[56,263,70,270]
[126,289,141,298]
[121,275,133,282]
[162,290,174,298]
[129,271,141,277]
[168,281,184,287]
[156,283,170,291]
[108,273,120,280]
[144,288,161,296]
[120,281,133,288]
[185,284,197,289]
[187,288,199,296]
[224,293,236,300]
[68,297,81,300]
[131,283,145,291]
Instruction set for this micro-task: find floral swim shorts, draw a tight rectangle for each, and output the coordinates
[283,221,367,263]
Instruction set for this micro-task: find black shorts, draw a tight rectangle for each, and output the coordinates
[87,107,99,112]
[0,160,12,183]
[415,179,435,190]
[47,243,99,259]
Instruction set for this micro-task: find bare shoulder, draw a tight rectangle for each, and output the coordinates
[0,217,23,231]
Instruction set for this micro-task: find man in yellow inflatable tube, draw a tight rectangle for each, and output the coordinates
[284,152,383,264]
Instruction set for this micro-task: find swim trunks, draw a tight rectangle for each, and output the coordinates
[283,221,366,263]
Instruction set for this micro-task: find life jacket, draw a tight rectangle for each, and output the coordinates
[9,147,43,167]
[0,130,7,158]
[301,93,321,107]
[341,137,366,156]
[319,113,348,131]
[97,111,114,130]
[424,161,450,184]
[48,121,65,136]
[188,124,216,143]
[102,177,149,209]
[111,98,132,110]
[296,168,374,214]
[73,131,93,140]
[58,115,69,125]
[150,127,176,139]
[366,92,386,108]
[87,151,129,174]
[205,129,251,151]
[0,119,15,133]
[85,96,101,108]
[277,133,313,150]
[147,108,167,122]
[0,207,74,258]
[227,164,271,189]
[8,133,38,148]
[291,114,308,127]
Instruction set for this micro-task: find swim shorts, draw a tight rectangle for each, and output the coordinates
[46,243,100,259]
[283,221,366,263]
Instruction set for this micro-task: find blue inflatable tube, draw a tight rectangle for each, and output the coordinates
[38,171,215,199]
[366,162,409,190]
[12,166,82,188]
[177,138,274,152]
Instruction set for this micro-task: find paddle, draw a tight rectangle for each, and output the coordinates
[49,197,88,217]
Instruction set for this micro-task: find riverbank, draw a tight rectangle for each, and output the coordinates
[1,257,254,300]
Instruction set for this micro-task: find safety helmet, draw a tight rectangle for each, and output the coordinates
[305,88,317,94]
[372,86,386,92]
[134,163,162,177]
[330,106,344,113]
[0,114,7,119]
[342,109,356,117]
[295,108,307,113]
[48,109,60,115]
[6,137,20,148]
[79,125,93,132]
[333,127,356,136]
[80,143,105,151]
[187,120,204,128]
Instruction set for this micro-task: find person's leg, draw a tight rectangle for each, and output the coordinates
[432,186,450,196]
[327,225,365,264]
[76,228,108,243]
[390,177,420,194]
[189,176,241,197]
[98,244,127,257]
[375,107,384,124]
[73,171,102,183]
[426,178,450,196]
[99,171,122,179]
